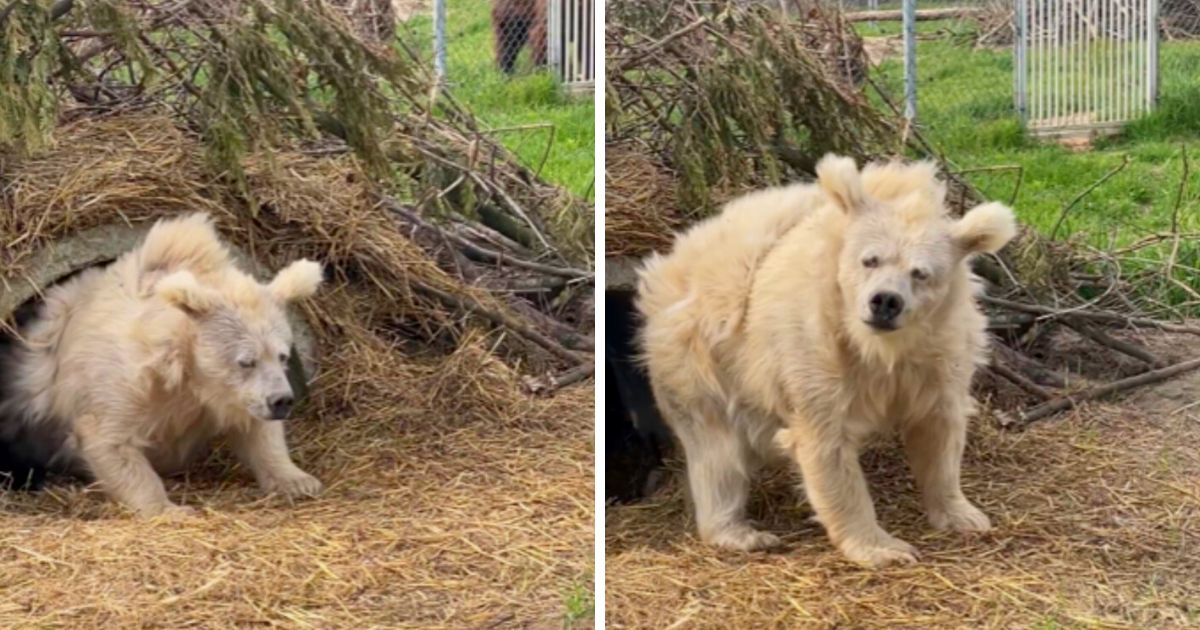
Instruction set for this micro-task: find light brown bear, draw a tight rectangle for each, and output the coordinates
[636,154,1017,567]
[0,213,324,517]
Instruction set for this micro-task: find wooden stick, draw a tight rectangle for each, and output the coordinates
[415,284,587,365]
[613,17,708,73]
[0,0,73,24]
[525,363,595,395]
[1050,156,1130,240]
[991,342,1067,389]
[387,202,591,280]
[843,8,987,23]
[981,295,1200,335]
[988,363,1053,401]
[1062,320,1164,368]
[1013,357,1200,427]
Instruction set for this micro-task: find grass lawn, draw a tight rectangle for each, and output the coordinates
[863,21,1200,301]
[403,0,595,201]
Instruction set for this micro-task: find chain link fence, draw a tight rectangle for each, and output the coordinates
[391,0,595,200]
[809,0,1200,280]
[819,0,1200,145]
[395,0,592,88]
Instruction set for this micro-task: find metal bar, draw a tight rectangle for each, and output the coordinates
[433,0,446,80]
[1121,0,1129,121]
[1015,0,1028,123]
[1070,0,1080,124]
[1105,0,1113,123]
[1149,0,1159,105]
[1084,0,1091,125]
[1031,0,1038,124]
[548,0,561,81]
[1140,0,1149,112]
[1053,0,1060,125]
[902,0,916,122]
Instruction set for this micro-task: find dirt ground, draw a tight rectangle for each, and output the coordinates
[0,384,594,629]
[606,333,1200,629]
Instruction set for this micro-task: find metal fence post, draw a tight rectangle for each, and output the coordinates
[433,0,447,81]
[902,0,916,122]
[1014,0,1027,123]
[548,0,561,81]
[1149,0,1159,106]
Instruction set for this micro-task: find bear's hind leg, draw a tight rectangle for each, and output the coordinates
[495,18,527,74]
[229,419,323,500]
[673,402,780,551]
[74,413,191,517]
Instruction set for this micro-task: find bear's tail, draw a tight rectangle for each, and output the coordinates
[136,213,232,278]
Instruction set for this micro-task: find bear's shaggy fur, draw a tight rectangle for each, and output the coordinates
[491,0,546,74]
[636,154,1017,567]
[0,213,325,517]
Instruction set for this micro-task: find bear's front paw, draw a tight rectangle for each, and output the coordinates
[703,523,782,552]
[261,470,324,500]
[928,500,991,533]
[838,530,919,568]
[140,503,196,520]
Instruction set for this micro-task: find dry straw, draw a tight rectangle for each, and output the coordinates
[607,333,1200,629]
[605,0,1200,425]
[0,1,593,626]
[605,2,1200,626]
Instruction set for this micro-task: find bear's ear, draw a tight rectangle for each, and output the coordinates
[816,153,866,215]
[156,270,219,316]
[269,259,323,303]
[952,201,1018,255]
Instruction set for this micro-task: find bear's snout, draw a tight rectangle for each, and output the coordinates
[268,394,295,420]
[867,291,905,330]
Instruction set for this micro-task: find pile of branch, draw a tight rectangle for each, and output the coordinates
[605,0,892,255]
[0,0,594,390]
[967,0,1200,47]
[606,0,1200,427]
[1163,0,1200,40]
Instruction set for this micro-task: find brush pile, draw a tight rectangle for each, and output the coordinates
[605,0,1200,428]
[970,0,1200,48]
[1,0,594,381]
[1163,0,1200,39]
[605,0,887,247]
[0,2,593,624]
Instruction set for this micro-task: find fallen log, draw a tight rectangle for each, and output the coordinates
[1008,356,1200,428]
[843,8,987,23]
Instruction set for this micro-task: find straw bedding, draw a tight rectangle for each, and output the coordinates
[0,114,594,628]
[606,333,1200,629]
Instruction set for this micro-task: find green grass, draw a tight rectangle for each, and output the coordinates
[404,1,594,200]
[561,581,595,628]
[865,23,1200,268]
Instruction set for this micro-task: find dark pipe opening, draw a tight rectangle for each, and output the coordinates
[605,289,673,504]
[0,264,106,492]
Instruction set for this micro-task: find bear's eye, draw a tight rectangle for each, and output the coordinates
[238,358,257,369]
[862,256,879,269]
[911,268,930,281]
[278,352,289,363]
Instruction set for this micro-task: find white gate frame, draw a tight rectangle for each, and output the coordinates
[1015,0,1160,137]
[547,0,595,92]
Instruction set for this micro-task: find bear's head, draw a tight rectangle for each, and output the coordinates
[816,154,1016,341]
[155,259,323,421]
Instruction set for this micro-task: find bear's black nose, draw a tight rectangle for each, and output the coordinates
[868,291,905,326]
[268,395,294,420]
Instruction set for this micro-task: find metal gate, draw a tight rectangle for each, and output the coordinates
[547,0,595,91]
[1015,0,1160,136]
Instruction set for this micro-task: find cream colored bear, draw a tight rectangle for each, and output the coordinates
[636,155,1016,567]
[1,213,324,517]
